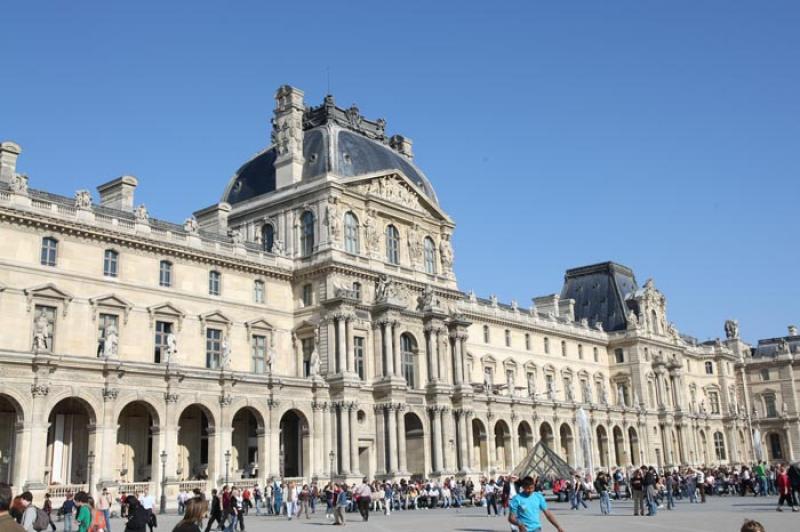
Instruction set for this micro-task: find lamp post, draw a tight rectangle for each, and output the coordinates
[87,451,95,492]
[224,450,231,485]
[328,450,335,480]
[159,451,167,515]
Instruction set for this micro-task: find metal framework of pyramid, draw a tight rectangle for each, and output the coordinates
[511,440,575,480]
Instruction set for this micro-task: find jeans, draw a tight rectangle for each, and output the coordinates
[64,512,73,532]
[102,509,111,532]
[600,491,611,515]
[253,499,261,516]
[632,490,644,515]
[285,502,296,519]
[222,514,237,532]
[646,491,658,516]
[571,490,587,509]
[666,489,674,509]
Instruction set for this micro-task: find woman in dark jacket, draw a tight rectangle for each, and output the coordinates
[172,499,207,532]
[124,496,148,532]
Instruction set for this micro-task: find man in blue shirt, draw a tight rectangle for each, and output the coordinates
[508,477,565,532]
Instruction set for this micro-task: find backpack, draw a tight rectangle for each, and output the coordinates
[33,508,51,532]
[89,510,105,532]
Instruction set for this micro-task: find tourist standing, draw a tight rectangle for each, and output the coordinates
[594,472,611,515]
[252,486,261,517]
[630,469,644,516]
[354,479,371,522]
[333,486,347,526]
[138,490,155,532]
[665,471,675,510]
[61,494,75,532]
[122,496,147,532]
[508,477,565,532]
[485,480,499,516]
[284,482,297,520]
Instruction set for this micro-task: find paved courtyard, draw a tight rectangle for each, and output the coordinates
[119,497,796,532]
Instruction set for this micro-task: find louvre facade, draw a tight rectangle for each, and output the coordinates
[0,85,796,501]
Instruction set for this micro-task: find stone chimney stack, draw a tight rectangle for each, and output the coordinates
[389,135,414,159]
[193,202,231,235]
[97,175,138,211]
[0,141,21,183]
[272,85,306,189]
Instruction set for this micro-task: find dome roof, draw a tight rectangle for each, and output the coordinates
[222,97,438,206]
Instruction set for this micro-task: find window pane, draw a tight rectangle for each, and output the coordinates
[252,335,266,373]
[154,321,173,363]
[41,238,57,266]
[206,328,222,368]
[103,250,118,277]
[262,224,275,252]
[159,261,172,287]
[354,336,365,380]
[301,212,314,256]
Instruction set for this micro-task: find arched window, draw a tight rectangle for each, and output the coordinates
[103,249,119,277]
[300,211,315,257]
[262,224,275,252]
[651,309,659,334]
[159,260,173,287]
[41,237,58,266]
[385,224,399,264]
[423,237,436,274]
[713,431,726,460]
[400,334,416,388]
[344,212,360,254]
[769,433,784,459]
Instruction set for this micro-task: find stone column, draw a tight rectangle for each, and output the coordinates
[327,321,337,374]
[487,415,497,471]
[431,407,444,474]
[25,385,49,488]
[346,316,356,374]
[98,390,120,486]
[382,322,392,377]
[312,401,324,477]
[322,403,332,476]
[426,329,437,382]
[266,398,281,478]
[162,393,181,483]
[349,403,359,475]
[457,410,469,471]
[339,403,351,475]
[329,405,338,475]
[451,332,464,385]
[392,321,402,377]
[256,427,267,481]
[386,405,397,474]
[375,406,386,475]
[441,407,453,472]
[337,317,347,375]
[460,335,469,384]
[466,411,474,469]
[439,331,451,384]
[397,406,408,474]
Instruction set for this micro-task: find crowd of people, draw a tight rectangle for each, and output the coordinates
[0,462,797,532]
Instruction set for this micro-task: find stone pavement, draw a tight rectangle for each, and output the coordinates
[106,497,796,532]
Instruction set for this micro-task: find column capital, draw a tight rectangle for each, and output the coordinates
[30,383,49,398]
[219,393,234,406]
[164,391,179,404]
[311,400,328,411]
[266,397,281,409]
[102,387,119,401]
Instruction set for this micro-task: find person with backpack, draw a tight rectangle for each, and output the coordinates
[0,483,25,532]
[73,493,91,532]
[122,497,146,532]
[17,493,37,532]
[594,471,611,515]
[42,495,56,532]
[86,497,107,532]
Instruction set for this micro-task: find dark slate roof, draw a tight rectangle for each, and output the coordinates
[560,261,638,332]
[222,96,438,206]
[752,335,800,357]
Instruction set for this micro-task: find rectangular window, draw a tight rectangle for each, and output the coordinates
[561,341,567,357]
[765,395,778,418]
[40,237,58,266]
[254,280,265,304]
[354,336,365,380]
[302,284,313,307]
[154,321,173,363]
[252,334,267,374]
[525,334,531,351]
[578,344,583,360]
[505,330,511,347]
[761,368,770,381]
[97,313,119,357]
[206,328,222,369]
[301,337,314,377]
[32,305,56,352]
[103,250,118,277]
[209,271,221,296]
[159,261,172,287]
[483,326,490,343]
[593,347,598,362]
[705,361,714,375]
[614,348,624,364]
[709,391,721,414]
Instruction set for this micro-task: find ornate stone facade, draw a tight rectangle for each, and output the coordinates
[0,87,790,503]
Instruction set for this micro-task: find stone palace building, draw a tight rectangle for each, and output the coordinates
[0,85,797,500]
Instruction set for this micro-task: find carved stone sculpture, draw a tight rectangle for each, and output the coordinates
[527,373,536,396]
[10,173,28,194]
[325,198,341,242]
[582,380,591,403]
[626,311,639,331]
[600,382,608,405]
[184,217,199,234]
[418,284,441,312]
[134,204,149,222]
[74,190,92,210]
[483,368,492,395]
[407,224,422,266]
[506,371,515,397]
[165,332,178,363]
[789,325,798,337]
[221,337,231,369]
[309,346,320,376]
[266,336,277,374]
[102,322,119,358]
[617,385,626,407]
[439,232,454,272]
[724,319,739,340]
[363,212,381,256]
[32,310,51,352]
[229,229,244,245]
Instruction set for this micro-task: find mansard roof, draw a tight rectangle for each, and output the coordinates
[560,261,638,332]
[221,94,438,206]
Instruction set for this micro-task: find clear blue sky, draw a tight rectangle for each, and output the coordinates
[2,1,798,343]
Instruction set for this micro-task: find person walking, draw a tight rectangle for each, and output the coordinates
[284,482,297,521]
[644,467,658,516]
[42,494,56,532]
[298,485,310,519]
[333,486,347,526]
[665,471,675,510]
[354,479,371,522]
[485,480,499,516]
[776,464,793,511]
[138,490,155,532]
[72,493,91,532]
[122,497,147,532]
[203,491,222,532]
[61,494,76,532]
[508,476,565,532]
[594,472,611,515]
[252,486,261,517]
[98,489,112,532]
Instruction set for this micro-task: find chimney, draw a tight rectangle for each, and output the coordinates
[533,294,560,317]
[389,135,414,159]
[272,85,305,189]
[97,175,138,211]
[193,202,231,235]
[0,141,21,183]
[789,325,798,337]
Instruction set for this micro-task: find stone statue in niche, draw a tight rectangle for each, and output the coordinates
[266,334,277,374]
[229,229,244,245]
[582,380,592,403]
[600,381,608,405]
[363,212,381,255]
[32,310,51,352]
[527,372,536,397]
[272,238,285,256]
[407,224,422,265]
[724,319,739,340]
[483,368,492,395]
[102,321,119,358]
[506,371,515,397]
[565,383,574,402]
[617,385,626,407]
[310,327,321,376]
[221,337,231,369]
[165,332,178,363]
[546,380,555,401]
[439,232,454,271]
[626,311,639,330]
[418,284,442,312]
[325,198,341,242]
